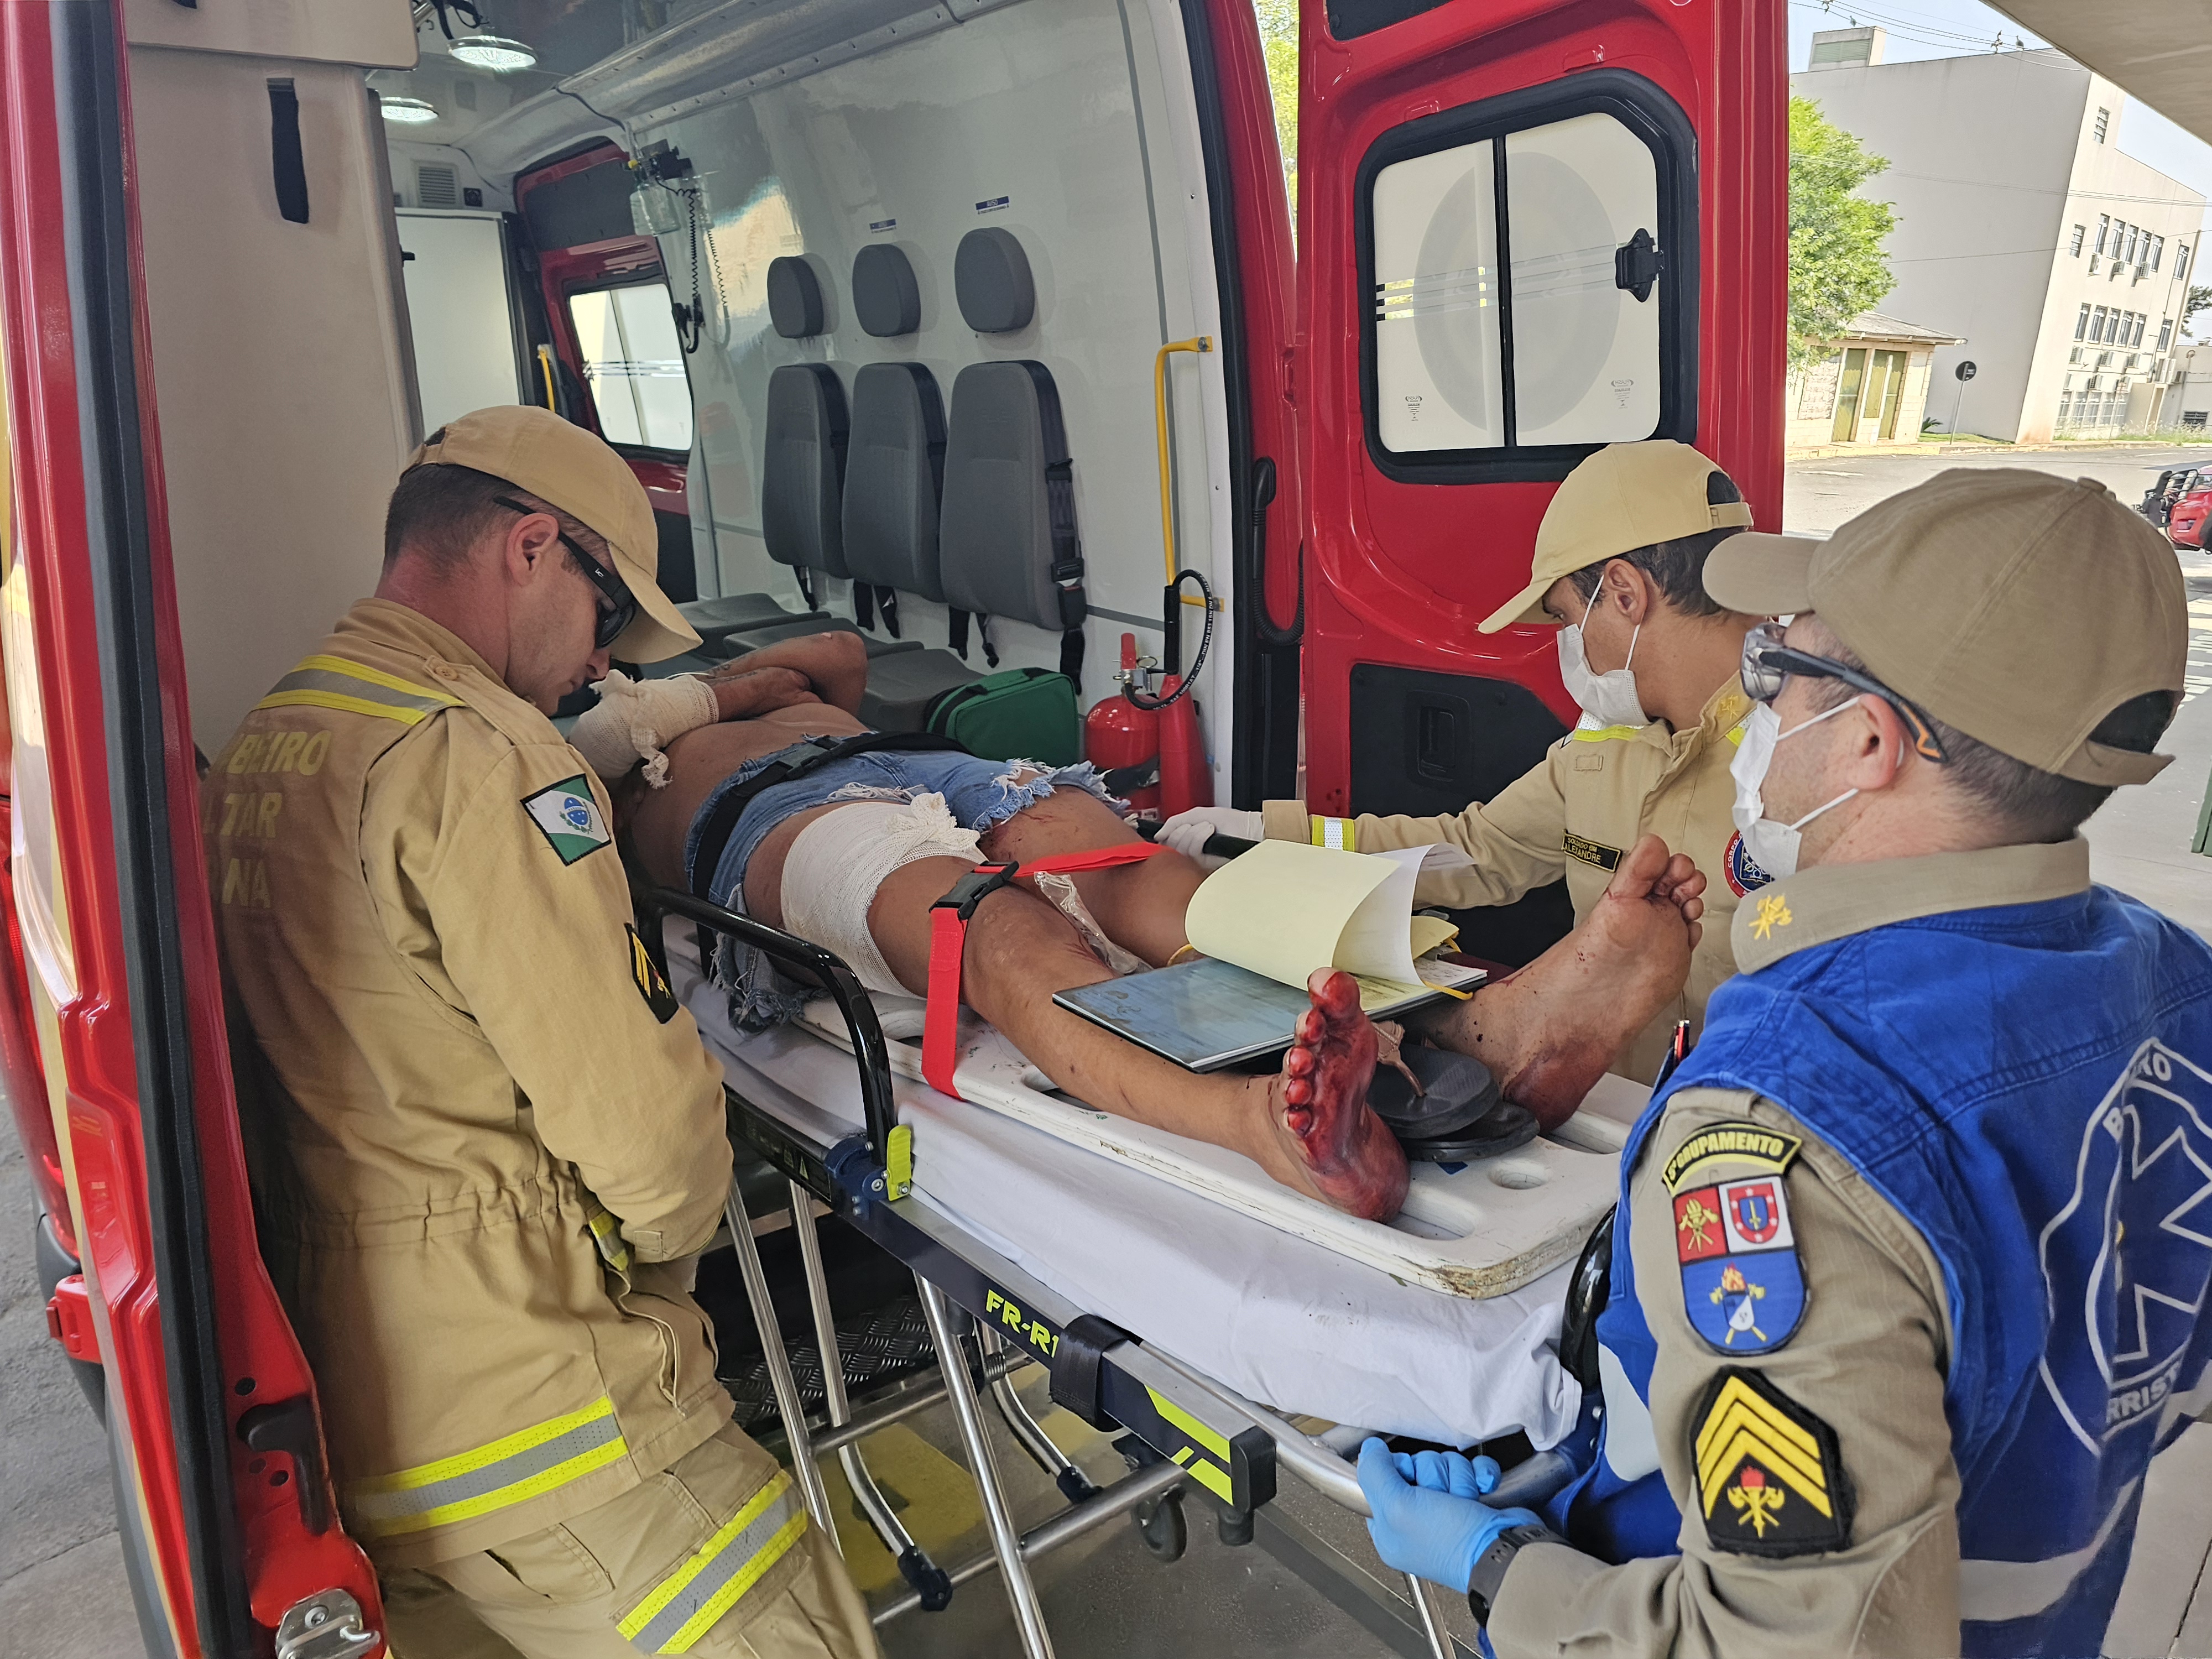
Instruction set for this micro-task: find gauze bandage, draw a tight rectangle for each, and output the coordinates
[780,796,983,998]
[567,669,717,788]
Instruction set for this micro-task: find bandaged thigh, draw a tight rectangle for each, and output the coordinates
[779,796,983,998]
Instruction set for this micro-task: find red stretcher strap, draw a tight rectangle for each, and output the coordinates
[922,842,1167,1100]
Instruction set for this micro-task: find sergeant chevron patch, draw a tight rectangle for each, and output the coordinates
[1692,1368,1853,1558]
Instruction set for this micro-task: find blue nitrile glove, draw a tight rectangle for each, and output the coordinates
[1358,1437,1543,1592]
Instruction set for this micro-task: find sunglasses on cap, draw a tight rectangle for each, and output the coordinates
[1739,619,1948,764]
[494,497,638,651]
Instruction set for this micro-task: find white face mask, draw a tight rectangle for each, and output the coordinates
[1558,592,1646,729]
[1729,700,1864,880]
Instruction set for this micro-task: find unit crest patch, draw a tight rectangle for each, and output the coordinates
[1675,1175,1807,1354]
[1722,830,1777,896]
[522,774,611,865]
[1563,832,1623,873]
[1692,1368,1854,1557]
[627,925,680,1024]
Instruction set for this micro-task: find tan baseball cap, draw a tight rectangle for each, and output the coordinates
[1479,439,1755,632]
[405,406,701,662]
[1704,469,2185,786]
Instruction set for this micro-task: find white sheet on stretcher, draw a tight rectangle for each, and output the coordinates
[670,925,1624,1448]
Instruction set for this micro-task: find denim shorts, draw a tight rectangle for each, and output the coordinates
[684,738,1120,1027]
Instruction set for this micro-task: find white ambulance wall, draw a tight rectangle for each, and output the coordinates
[128,48,421,753]
[398,211,526,431]
[627,0,1231,748]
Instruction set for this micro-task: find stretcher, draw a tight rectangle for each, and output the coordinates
[643,885,1648,1657]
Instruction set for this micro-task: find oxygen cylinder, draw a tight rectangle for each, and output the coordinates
[1084,634,1162,818]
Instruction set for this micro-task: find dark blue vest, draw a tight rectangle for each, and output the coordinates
[1556,883,2212,1657]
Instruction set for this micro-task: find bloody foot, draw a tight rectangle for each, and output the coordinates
[1414,834,1706,1131]
[1258,969,1409,1222]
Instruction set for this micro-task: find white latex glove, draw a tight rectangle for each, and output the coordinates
[567,669,717,789]
[1157,805,1265,864]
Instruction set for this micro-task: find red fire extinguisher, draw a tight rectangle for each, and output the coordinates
[1084,633,1213,821]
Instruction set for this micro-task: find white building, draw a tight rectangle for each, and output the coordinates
[1794,34,2205,442]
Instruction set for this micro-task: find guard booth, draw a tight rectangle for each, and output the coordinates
[0,1,1781,1653]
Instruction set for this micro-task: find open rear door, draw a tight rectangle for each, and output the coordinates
[1296,0,1785,959]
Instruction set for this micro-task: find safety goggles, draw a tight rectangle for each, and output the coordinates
[1739,619,1948,763]
[495,496,638,650]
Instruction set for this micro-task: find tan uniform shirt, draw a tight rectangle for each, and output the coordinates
[1261,680,1755,1082]
[207,598,737,1569]
[1489,841,2103,1658]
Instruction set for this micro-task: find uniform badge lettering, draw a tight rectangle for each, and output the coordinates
[1692,1368,1853,1557]
[1722,830,1776,896]
[1675,1173,1806,1354]
[626,925,681,1024]
[521,775,611,865]
[1661,1121,1803,1194]
[1562,832,1623,873]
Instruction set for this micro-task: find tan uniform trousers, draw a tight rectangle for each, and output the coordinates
[385,1425,879,1659]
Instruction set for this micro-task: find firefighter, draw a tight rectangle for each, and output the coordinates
[1161,439,1764,1082]
[1356,471,2211,1657]
[206,406,878,1658]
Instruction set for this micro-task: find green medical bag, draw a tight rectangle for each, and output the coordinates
[926,667,1082,766]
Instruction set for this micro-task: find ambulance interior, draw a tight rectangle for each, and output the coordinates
[20,0,1768,1648]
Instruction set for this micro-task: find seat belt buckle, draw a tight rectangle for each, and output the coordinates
[930,859,1021,923]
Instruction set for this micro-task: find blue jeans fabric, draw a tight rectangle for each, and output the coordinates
[682,738,1121,1027]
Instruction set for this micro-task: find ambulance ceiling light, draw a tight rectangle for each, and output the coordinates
[381,96,440,124]
[450,35,537,71]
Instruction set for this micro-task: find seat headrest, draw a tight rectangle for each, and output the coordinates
[767,257,827,339]
[954,228,1035,333]
[852,243,922,338]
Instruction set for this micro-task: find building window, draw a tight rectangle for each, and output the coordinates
[2131,314,2147,346]
[2077,304,2092,340]
[2161,316,2174,349]
[2069,225,2086,257]
[2093,305,2109,341]
[2151,235,2165,272]
[2096,215,2111,255]
[2094,107,2110,143]
[2058,392,2073,425]
[2180,243,2192,280]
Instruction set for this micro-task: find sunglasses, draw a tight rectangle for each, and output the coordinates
[495,497,638,650]
[1739,619,1948,764]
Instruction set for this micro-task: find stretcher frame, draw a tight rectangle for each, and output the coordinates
[642,883,1578,1659]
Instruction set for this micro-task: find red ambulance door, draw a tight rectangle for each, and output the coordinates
[1296,0,1785,959]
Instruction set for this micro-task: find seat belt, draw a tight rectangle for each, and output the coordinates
[922,843,1166,1100]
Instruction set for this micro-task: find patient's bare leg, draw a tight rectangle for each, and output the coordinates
[1411,833,1706,1129]
[978,785,1206,967]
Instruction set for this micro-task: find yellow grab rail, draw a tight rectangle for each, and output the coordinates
[1153,336,1218,607]
[536,343,559,411]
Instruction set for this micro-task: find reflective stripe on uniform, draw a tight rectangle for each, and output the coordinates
[618,1472,808,1653]
[1309,816,1354,852]
[586,1202,634,1274]
[1569,724,1642,743]
[1957,1474,2141,1626]
[257,654,463,726]
[348,1397,629,1538]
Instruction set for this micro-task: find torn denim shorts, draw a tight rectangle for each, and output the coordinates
[682,738,1123,1028]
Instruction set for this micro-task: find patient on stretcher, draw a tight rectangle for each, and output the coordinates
[603,632,1706,1222]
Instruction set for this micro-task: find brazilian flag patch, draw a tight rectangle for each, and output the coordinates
[627,925,680,1024]
[521,775,611,865]
[1692,1367,1854,1557]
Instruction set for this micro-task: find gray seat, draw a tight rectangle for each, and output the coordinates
[761,363,851,589]
[859,646,983,733]
[680,594,823,652]
[938,359,1086,674]
[842,363,947,603]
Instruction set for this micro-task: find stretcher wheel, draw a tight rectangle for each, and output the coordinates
[1134,1488,1187,1563]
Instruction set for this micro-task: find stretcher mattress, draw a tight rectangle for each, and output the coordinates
[670,924,1650,1448]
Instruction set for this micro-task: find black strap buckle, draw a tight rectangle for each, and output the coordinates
[932,860,1020,922]
[1049,1314,1135,1430]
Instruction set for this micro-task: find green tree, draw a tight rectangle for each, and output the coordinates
[1254,0,1297,187]
[2185,284,2212,334]
[1788,95,1896,370]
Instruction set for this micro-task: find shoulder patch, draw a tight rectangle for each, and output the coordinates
[1677,1176,1806,1354]
[1693,1367,1854,1557]
[626,924,680,1024]
[522,775,611,865]
[1562,831,1623,872]
[1662,1121,1802,1195]
[1721,830,1777,897]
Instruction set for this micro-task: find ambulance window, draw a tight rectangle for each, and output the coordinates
[568,281,693,453]
[1360,73,1695,480]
